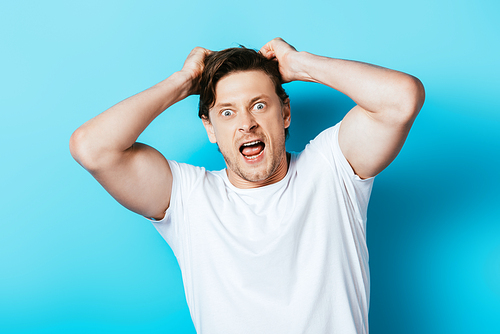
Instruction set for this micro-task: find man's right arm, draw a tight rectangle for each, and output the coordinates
[69,47,210,220]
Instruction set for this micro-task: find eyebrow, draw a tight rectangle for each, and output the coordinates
[214,94,270,109]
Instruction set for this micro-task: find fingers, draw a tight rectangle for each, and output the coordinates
[183,47,212,70]
[259,38,283,59]
[259,42,275,59]
[259,37,296,59]
[180,47,213,95]
[188,47,212,62]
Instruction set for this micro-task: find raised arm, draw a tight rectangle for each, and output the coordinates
[69,47,211,220]
[260,38,425,179]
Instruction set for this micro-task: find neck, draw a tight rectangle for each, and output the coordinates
[227,152,290,189]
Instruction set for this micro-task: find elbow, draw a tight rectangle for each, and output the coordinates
[409,75,425,113]
[396,75,425,124]
[69,127,103,172]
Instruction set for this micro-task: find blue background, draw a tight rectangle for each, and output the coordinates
[1,0,499,333]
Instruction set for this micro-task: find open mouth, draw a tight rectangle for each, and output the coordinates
[239,140,265,160]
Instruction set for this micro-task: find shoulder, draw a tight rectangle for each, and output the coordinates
[297,122,374,185]
[150,161,224,221]
[168,159,206,177]
[294,123,375,222]
[298,122,341,168]
[303,122,341,158]
[168,159,227,196]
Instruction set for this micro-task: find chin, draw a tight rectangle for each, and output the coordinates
[230,161,271,181]
[221,144,285,186]
[240,169,272,183]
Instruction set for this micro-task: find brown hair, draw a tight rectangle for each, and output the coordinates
[198,46,290,138]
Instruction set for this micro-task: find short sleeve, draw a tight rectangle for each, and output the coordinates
[145,160,207,256]
[308,122,375,222]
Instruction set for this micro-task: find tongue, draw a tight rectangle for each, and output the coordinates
[241,143,264,157]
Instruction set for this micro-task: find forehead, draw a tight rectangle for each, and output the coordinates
[213,70,277,106]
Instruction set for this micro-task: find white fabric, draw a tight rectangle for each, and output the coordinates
[151,122,374,334]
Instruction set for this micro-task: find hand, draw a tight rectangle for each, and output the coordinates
[179,46,212,95]
[259,38,301,83]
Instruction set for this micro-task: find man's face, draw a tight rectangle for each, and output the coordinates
[202,70,291,188]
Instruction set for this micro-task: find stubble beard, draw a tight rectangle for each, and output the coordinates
[219,135,286,183]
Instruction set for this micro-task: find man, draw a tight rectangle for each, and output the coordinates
[70,38,424,333]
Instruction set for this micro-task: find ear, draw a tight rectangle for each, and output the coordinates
[202,116,217,143]
[282,98,291,129]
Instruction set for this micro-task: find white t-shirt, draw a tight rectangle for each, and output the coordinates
[151,122,374,334]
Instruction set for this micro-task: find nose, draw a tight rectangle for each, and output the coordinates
[238,110,258,132]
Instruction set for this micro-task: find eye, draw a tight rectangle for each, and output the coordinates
[254,102,265,111]
[221,109,234,117]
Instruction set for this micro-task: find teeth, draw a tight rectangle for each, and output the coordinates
[242,140,261,147]
[244,150,264,159]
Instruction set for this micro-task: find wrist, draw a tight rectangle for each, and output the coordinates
[166,71,196,100]
[289,51,316,83]
[149,71,195,110]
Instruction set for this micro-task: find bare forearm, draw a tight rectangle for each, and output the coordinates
[70,71,192,169]
[290,51,424,116]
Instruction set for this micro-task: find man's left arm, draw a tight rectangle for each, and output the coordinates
[261,38,425,179]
